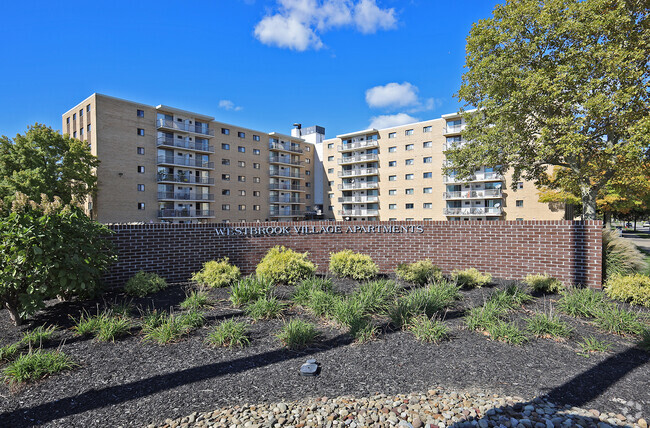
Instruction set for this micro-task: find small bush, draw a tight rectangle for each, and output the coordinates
[526,313,572,339]
[389,280,461,328]
[110,301,134,318]
[489,284,532,309]
[245,296,284,321]
[524,274,564,294]
[95,316,131,342]
[191,258,241,288]
[603,229,647,279]
[604,274,650,308]
[71,310,101,336]
[205,320,250,348]
[451,268,492,288]
[329,250,379,281]
[305,289,337,317]
[178,310,206,329]
[230,276,271,307]
[348,318,377,343]
[255,246,317,285]
[292,277,333,306]
[594,305,646,336]
[276,319,319,349]
[2,350,77,384]
[124,271,168,297]
[408,316,449,343]
[486,320,528,345]
[465,300,507,332]
[331,297,366,328]
[0,343,20,363]
[577,336,611,356]
[557,287,610,318]
[140,309,167,331]
[351,279,400,315]
[395,260,443,286]
[21,325,57,347]
[180,291,212,310]
[141,312,190,344]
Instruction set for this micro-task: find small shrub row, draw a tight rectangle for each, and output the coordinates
[524,274,564,294]
[124,272,168,297]
[72,310,131,342]
[192,258,240,288]
[2,350,77,385]
[256,246,316,285]
[605,274,650,308]
[329,250,379,281]
[451,268,492,288]
[395,260,443,286]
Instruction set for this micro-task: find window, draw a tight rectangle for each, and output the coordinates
[405,188,414,195]
[406,203,414,209]
[306,170,310,175]
[305,158,310,164]
[516,218,524,221]
[423,218,432,221]
[137,184,145,191]
[86,104,91,112]
[238,161,245,167]
[137,147,145,155]
[328,168,334,173]
[405,144,414,151]
[405,129,414,136]
[253,135,260,141]
[238,204,246,211]
[328,193,334,199]
[253,205,260,211]
[306,194,311,199]
[388,132,396,138]
[388,161,397,167]
[137,166,145,173]
[423,126,432,133]
[389,175,397,181]
[221,128,230,135]
[137,128,145,136]
[250,149,259,156]
[73,113,76,120]
[389,204,397,210]
[222,189,230,195]
[423,157,432,163]
[405,174,414,180]
[405,159,414,165]
[389,218,397,221]
[406,218,414,221]
[80,128,84,136]
[239,190,246,196]
[222,204,230,211]
[327,155,335,162]
[517,182,524,189]
[253,190,260,197]
[238,146,245,153]
[423,172,432,178]
[327,143,334,149]
[238,176,246,182]
[222,174,230,181]
[306,182,310,187]
[222,143,230,150]
[137,203,145,210]
[253,177,260,183]
[388,146,396,153]
[516,200,524,207]
[253,163,260,169]
[79,109,83,117]
[66,117,70,124]
[73,131,77,138]
[423,187,432,193]
[328,181,334,187]
[137,109,144,117]
[87,124,91,132]
[388,189,396,195]
[423,141,432,148]
[238,132,245,138]
[423,203,432,209]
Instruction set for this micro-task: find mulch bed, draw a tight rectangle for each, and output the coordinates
[0,277,648,427]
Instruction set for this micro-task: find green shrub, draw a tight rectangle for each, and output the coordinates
[0,343,20,363]
[191,258,241,288]
[205,320,250,348]
[140,309,167,331]
[329,250,379,281]
[603,229,647,279]
[276,319,319,349]
[124,271,168,297]
[95,316,132,342]
[2,350,77,384]
[180,291,212,310]
[486,320,528,345]
[395,260,443,286]
[594,305,646,335]
[524,274,564,294]
[178,310,206,329]
[305,289,337,317]
[141,311,195,344]
[230,276,271,307]
[389,279,461,328]
[408,316,449,343]
[604,274,650,307]
[245,296,284,321]
[331,297,366,328]
[489,284,532,309]
[577,336,611,356]
[21,325,57,347]
[292,277,333,306]
[451,268,492,288]
[255,246,317,285]
[348,318,377,343]
[465,300,508,332]
[526,313,572,339]
[557,287,610,318]
[71,310,102,336]
[350,279,400,315]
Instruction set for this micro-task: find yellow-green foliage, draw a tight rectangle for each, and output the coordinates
[395,260,443,285]
[451,268,492,288]
[605,274,650,308]
[329,250,379,280]
[524,274,564,293]
[603,229,647,278]
[124,272,168,297]
[192,258,241,288]
[255,246,316,285]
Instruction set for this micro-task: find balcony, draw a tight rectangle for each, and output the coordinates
[156,119,214,136]
[269,142,303,153]
[443,189,502,199]
[338,195,379,203]
[158,209,215,218]
[338,168,379,178]
[269,183,305,192]
[443,207,503,216]
[444,172,504,183]
[338,140,379,152]
[156,173,215,185]
[269,169,302,179]
[269,155,303,167]
[157,192,215,201]
[443,124,464,136]
[157,156,214,170]
[338,153,379,165]
[156,137,214,153]
[269,209,303,217]
[338,209,379,217]
[338,182,379,190]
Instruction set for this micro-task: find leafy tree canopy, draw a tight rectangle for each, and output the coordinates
[447,0,649,219]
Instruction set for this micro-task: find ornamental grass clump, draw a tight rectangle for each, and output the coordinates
[408,316,449,343]
[229,276,272,307]
[0,343,20,363]
[526,313,572,339]
[577,336,611,356]
[524,274,564,294]
[451,268,492,289]
[389,279,461,328]
[21,325,57,347]
[395,260,443,286]
[124,271,168,297]
[489,284,532,309]
[557,287,610,318]
[329,250,379,281]
[604,274,650,308]
[245,296,284,321]
[276,319,319,349]
[603,229,647,279]
[205,320,250,348]
[465,300,508,332]
[255,246,316,285]
[486,320,528,345]
[2,350,77,385]
[305,289,337,317]
[292,277,333,306]
[191,258,241,288]
[72,310,131,342]
[593,305,647,336]
[180,291,212,310]
[350,279,400,315]
[141,310,202,345]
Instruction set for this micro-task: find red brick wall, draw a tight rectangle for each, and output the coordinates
[103,220,603,289]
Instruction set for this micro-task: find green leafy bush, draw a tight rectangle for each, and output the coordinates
[465,300,508,332]
[350,279,400,315]
[178,310,206,329]
[292,277,333,306]
[124,271,168,297]
[205,320,250,348]
[489,284,532,309]
[557,287,610,318]
[603,229,647,278]
[305,289,337,317]
[140,310,202,344]
[2,350,77,384]
[604,274,650,307]
[191,258,240,288]
[389,279,461,328]
[526,313,572,339]
[524,274,564,294]
[408,316,449,343]
[245,296,284,320]
[255,246,317,285]
[276,319,319,349]
[180,291,212,310]
[451,268,492,288]
[230,276,271,307]
[329,250,379,281]
[639,329,650,352]
[395,260,443,285]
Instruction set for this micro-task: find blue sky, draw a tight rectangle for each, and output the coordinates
[0,0,500,140]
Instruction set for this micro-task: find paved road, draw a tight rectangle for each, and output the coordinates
[622,230,650,254]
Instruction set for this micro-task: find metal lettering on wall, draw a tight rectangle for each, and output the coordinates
[215,224,425,237]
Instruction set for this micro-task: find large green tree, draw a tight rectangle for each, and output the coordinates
[447,0,649,220]
[0,124,99,207]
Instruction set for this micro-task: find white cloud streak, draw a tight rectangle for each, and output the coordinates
[368,113,419,129]
[365,82,419,109]
[218,100,243,111]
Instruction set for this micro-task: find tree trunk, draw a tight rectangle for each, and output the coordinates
[4,302,23,326]
[581,185,599,221]
[603,211,611,228]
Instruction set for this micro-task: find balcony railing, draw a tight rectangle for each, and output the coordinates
[269,183,304,191]
[158,209,215,218]
[338,196,379,203]
[443,207,503,216]
[156,173,214,185]
[156,137,214,153]
[269,210,303,217]
[338,140,379,152]
[338,153,379,164]
[338,168,379,178]
[443,125,464,135]
[156,119,214,136]
[444,172,503,183]
[157,192,215,201]
[338,182,379,190]
[269,155,302,166]
[339,209,379,217]
[269,142,303,153]
[269,196,302,204]
[270,169,302,179]
[443,189,502,199]
[157,156,214,169]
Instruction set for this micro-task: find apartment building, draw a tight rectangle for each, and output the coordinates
[322,113,566,221]
[62,94,318,224]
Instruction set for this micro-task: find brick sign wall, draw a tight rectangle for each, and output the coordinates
[103,220,603,289]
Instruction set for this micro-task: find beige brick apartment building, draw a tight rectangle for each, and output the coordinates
[62,94,564,224]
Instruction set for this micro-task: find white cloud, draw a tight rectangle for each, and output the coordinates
[369,113,419,129]
[253,0,396,51]
[218,100,243,111]
[407,97,443,113]
[365,82,419,109]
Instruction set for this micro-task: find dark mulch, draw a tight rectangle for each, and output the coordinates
[0,277,648,427]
